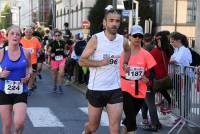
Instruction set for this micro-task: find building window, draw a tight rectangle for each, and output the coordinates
[187,0,196,23]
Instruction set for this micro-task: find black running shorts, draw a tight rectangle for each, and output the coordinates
[86,88,123,107]
[0,91,28,105]
[32,64,38,72]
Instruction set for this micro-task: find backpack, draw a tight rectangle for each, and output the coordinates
[189,48,200,66]
[74,40,87,56]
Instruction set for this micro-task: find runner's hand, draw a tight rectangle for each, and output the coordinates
[123,64,129,73]
[141,75,149,84]
[21,74,31,84]
[101,57,110,66]
[0,68,10,78]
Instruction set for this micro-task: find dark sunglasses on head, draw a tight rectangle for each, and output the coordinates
[132,34,143,39]
[55,34,61,37]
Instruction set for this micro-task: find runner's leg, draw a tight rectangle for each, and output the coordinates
[0,105,12,134]
[83,103,103,134]
[106,102,123,134]
[13,103,27,134]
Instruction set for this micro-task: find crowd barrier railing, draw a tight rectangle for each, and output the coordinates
[167,64,200,134]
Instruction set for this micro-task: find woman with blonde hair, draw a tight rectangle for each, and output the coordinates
[0,25,32,134]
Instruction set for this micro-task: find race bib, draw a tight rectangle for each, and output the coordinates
[4,80,23,94]
[110,57,119,65]
[28,48,34,54]
[55,55,63,61]
[125,66,144,80]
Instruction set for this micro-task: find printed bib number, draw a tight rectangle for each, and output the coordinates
[28,48,34,54]
[110,58,119,65]
[125,67,144,80]
[4,80,23,94]
[55,55,63,61]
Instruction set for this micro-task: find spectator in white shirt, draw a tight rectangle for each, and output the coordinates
[169,32,192,66]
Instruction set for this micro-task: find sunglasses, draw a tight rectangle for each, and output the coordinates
[132,34,143,39]
[55,34,61,37]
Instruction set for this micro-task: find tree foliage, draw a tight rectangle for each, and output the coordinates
[88,0,112,35]
[0,4,12,29]
[87,0,153,35]
[138,0,153,28]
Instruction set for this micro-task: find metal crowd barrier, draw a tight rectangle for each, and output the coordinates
[167,64,200,134]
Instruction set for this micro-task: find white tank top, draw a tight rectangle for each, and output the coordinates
[88,31,124,91]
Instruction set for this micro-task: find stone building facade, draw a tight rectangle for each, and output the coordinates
[56,0,96,34]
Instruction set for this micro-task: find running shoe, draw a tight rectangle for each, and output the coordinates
[38,74,42,79]
[53,86,57,93]
[28,90,32,96]
[58,86,64,94]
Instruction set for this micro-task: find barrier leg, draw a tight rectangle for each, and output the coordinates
[167,118,183,134]
[177,120,186,134]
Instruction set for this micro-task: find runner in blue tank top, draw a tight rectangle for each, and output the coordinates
[0,25,32,134]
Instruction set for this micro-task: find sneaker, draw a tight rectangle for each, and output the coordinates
[38,74,42,79]
[28,90,32,96]
[32,84,37,90]
[142,119,149,125]
[58,86,64,94]
[53,86,57,93]
[160,106,172,113]
[143,124,162,132]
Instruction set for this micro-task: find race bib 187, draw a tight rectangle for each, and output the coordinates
[125,66,144,80]
[4,80,23,94]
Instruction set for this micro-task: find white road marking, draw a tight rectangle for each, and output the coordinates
[27,107,64,127]
[79,107,109,126]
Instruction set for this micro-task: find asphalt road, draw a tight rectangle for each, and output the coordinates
[0,66,198,134]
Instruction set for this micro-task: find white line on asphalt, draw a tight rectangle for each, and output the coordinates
[79,107,109,126]
[27,107,64,127]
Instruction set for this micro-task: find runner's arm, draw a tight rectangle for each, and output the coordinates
[123,38,131,65]
[123,38,131,72]
[24,48,32,75]
[79,35,110,67]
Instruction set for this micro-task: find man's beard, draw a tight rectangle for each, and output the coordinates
[107,27,118,35]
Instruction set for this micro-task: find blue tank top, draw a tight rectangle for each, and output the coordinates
[0,47,28,93]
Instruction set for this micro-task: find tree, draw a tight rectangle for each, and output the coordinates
[88,0,112,35]
[0,4,12,29]
[138,0,153,30]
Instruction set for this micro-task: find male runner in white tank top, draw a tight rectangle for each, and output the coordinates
[79,6,130,134]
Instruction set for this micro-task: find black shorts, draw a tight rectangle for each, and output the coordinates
[32,64,37,72]
[0,91,28,105]
[86,88,123,107]
[37,52,45,63]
